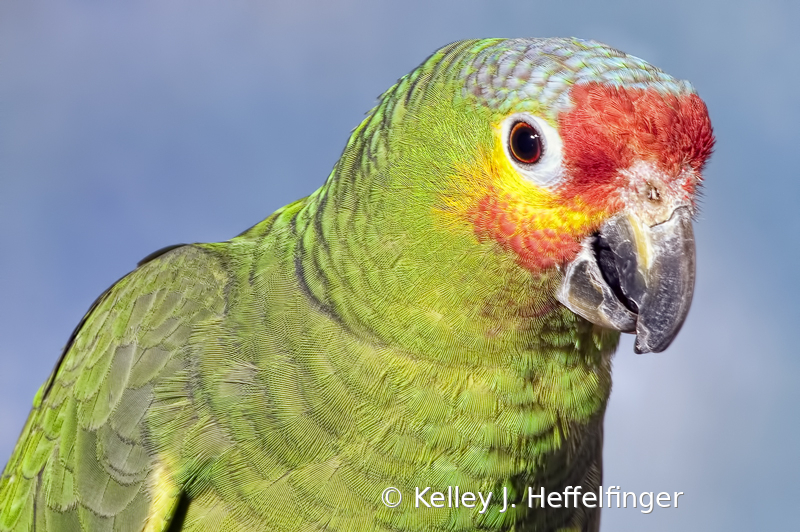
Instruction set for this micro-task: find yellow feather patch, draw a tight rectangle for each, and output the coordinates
[436,123,609,271]
[143,463,181,532]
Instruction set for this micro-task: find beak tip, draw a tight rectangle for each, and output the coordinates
[633,326,679,354]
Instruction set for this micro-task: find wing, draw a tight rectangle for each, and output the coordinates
[0,244,229,532]
[518,412,605,532]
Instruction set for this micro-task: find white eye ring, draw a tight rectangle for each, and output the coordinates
[502,113,565,188]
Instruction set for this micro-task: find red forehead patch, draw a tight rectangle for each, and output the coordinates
[558,83,715,201]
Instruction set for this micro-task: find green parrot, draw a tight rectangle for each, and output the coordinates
[0,38,713,531]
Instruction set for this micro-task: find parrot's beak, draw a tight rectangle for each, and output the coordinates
[556,206,695,353]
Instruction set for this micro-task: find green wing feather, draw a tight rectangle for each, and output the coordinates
[0,245,229,531]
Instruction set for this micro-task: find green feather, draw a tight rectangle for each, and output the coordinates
[0,38,683,531]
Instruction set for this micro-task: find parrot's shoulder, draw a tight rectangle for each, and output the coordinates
[0,243,233,531]
[232,196,310,244]
[40,242,233,403]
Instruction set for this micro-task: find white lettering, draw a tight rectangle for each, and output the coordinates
[582,491,597,508]
[547,491,562,508]
[430,491,444,508]
[656,492,671,508]
[639,492,653,514]
[477,491,493,514]
[622,492,636,508]
[461,491,475,508]
[415,487,431,508]
[674,491,684,508]
[528,486,545,508]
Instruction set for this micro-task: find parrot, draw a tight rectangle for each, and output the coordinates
[0,38,713,531]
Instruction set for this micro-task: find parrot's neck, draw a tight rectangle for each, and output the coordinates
[238,176,618,528]
[290,157,617,376]
[231,91,619,526]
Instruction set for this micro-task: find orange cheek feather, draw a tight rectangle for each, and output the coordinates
[470,194,585,271]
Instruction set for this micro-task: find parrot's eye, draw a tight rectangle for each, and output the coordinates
[502,113,565,188]
[509,122,543,164]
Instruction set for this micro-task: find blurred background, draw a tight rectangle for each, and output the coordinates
[1,1,797,530]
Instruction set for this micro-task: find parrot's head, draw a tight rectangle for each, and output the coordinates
[344,38,714,354]
[449,39,714,353]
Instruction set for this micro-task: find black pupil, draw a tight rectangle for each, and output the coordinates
[511,123,542,163]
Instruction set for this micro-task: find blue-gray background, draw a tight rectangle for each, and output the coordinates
[1,1,797,530]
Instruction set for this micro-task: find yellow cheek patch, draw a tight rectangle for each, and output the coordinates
[437,133,609,272]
